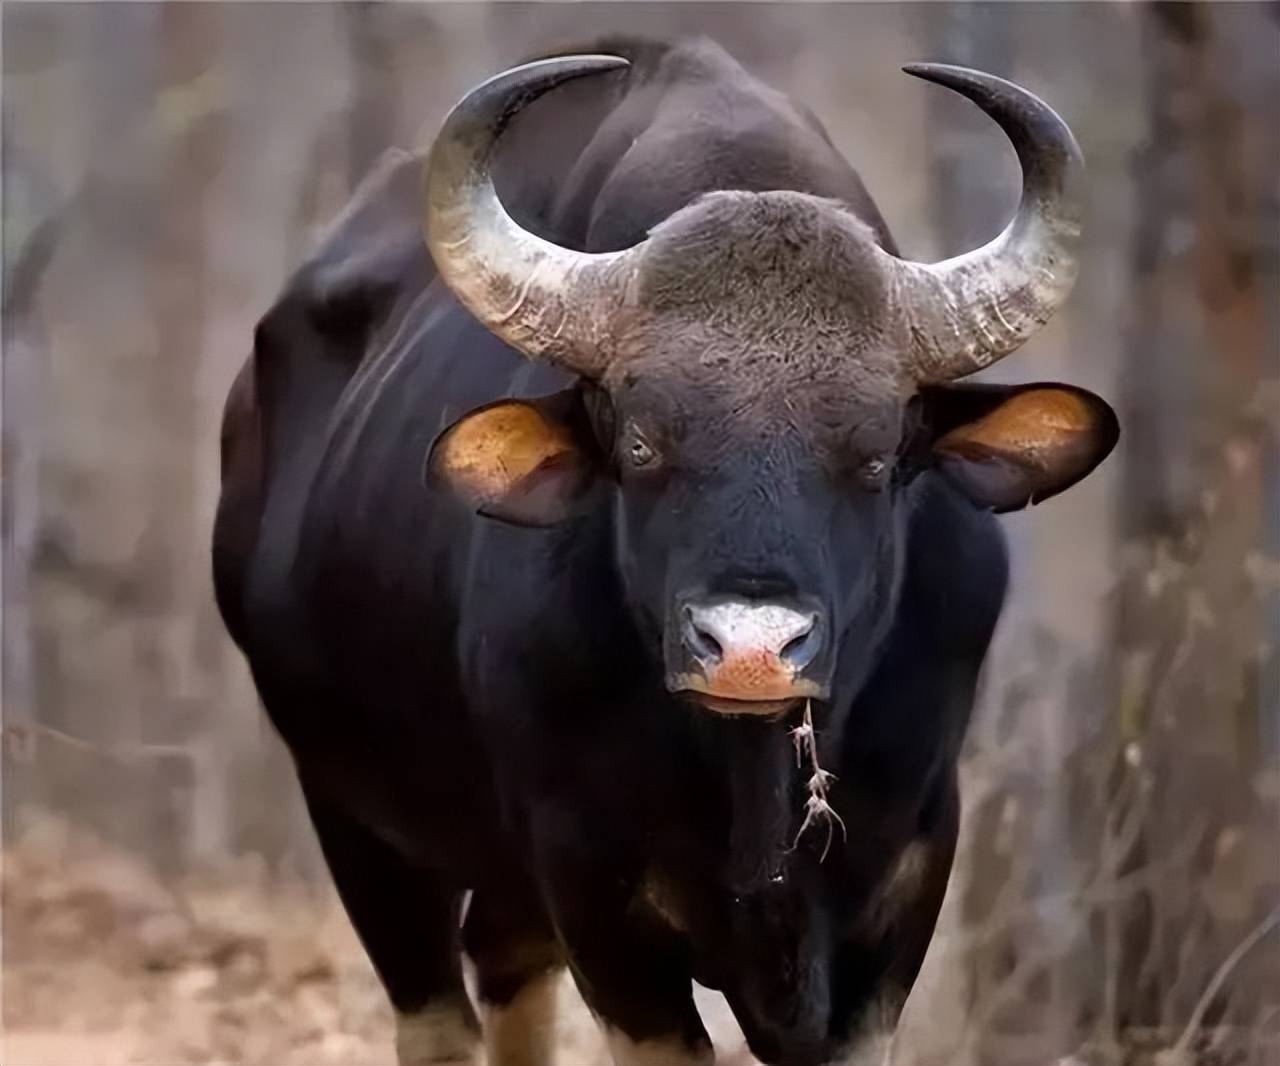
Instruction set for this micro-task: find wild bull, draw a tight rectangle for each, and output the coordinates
[213,37,1117,1066]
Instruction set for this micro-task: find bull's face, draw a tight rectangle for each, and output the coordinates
[423,58,1119,713]
[590,198,914,712]
[600,365,904,714]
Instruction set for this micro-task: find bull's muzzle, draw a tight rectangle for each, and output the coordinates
[667,598,831,714]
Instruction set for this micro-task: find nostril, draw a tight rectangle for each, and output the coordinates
[780,617,820,668]
[690,625,724,664]
[684,611,724,664]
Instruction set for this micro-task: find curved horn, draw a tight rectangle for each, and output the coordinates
[886,64,1084,383]
[424,56,634,376]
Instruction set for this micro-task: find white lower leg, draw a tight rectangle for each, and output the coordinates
[839,1033,895,1066]
[605,1027,715,1066]
[481,969,561,1066]
[395,1000,480,1066]
[837,997,901,1066]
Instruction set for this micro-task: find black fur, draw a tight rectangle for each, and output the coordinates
[212,37,1101,1065]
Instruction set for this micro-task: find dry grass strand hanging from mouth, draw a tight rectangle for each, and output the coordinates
[790,700,847,862]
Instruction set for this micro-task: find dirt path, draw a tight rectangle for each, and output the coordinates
[13,812,1256,1066]
[1,814,756,1066]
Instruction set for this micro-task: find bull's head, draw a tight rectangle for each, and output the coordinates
[424,57,1117,715]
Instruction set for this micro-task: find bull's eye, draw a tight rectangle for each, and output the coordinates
[626,435,656,468]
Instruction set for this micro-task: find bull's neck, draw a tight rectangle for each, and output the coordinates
[696,709,809,895]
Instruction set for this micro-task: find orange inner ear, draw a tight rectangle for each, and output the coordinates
[935,388,1096,468]
[435,403,578,506]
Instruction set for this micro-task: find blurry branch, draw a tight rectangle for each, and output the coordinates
[924,2,1012,256]
[2,211,62,317]
[1124,0,1271,534]
[2,207,67,754]
[3,721,201,766]
[1162,905,1280,1064]
[955,747,1209,1063]
[286,6,398,264]
[950,781,1204,956]
[1094,0,1278,1049]
[344,4,397,181]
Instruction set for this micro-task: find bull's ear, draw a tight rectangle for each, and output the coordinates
[425,387,602,527]
[917,383,1118,512]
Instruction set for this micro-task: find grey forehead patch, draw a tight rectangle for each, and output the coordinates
[637,190,892,313]
[608,190,912,394]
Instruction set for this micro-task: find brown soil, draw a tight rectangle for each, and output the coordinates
[8,813,1266,1066]
[1,813,755,1066]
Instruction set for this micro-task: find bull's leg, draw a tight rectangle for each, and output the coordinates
[303,787,479,1066]
[831,785,960,1066]
[531,807,714,1066]
[462,885,564,1066]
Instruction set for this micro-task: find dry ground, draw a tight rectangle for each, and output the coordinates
[5,813,1271,1066]
[1,813,760,1066]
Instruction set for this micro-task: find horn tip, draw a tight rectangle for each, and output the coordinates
[902,61,955,76]
[461,54,630,116]
[901,62,986,91]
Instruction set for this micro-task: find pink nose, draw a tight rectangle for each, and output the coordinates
[682,602,821,700]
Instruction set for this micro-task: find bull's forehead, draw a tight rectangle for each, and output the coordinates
[616,190,912,390]
[604,351,904,475]
[607,345,901,423]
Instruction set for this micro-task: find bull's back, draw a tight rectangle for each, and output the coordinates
[210,145,550,865]
[212,148,435,668]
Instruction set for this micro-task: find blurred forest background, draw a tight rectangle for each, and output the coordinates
[2,3,1277,1065]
